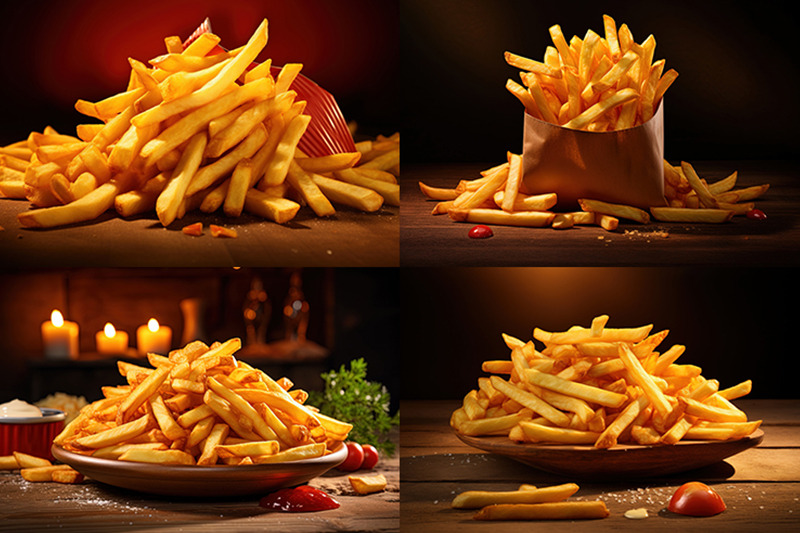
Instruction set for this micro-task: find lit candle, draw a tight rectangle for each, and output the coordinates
[137,318,172,356]
[95,323,129,354]
[41,310,79,360]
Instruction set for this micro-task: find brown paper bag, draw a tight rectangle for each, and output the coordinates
[521,102,667,210]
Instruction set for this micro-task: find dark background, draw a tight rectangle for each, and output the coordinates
[401,267,799,400]
[0,0,399,145]
[401,0,800,165]
[0,268,400,413]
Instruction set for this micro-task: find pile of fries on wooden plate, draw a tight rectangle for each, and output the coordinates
[451,314,759,449]
[1,337,353,483]
[419,15,768,229]
[0,18,399,229]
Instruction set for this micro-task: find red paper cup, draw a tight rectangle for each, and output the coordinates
[0,408,66,461]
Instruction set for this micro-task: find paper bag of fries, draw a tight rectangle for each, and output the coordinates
[521,103,666,210]
[507,16,675,210]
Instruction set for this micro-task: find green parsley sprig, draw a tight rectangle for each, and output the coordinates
[309,358,399,456]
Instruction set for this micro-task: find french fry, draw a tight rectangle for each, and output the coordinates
[449,208,554,227]
[20,465,75,482]
[119,448,195,465]
[473,501,610,521]
[349,473,387,495]
[578,198,650,224]
[453,483,579,509]
[650,206,734,223]
[155,132,207,226]
[12,451,51,468]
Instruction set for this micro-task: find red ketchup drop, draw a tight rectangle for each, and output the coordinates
[259,485,340,512]
[746,208,766,220]
[468,225,493,239]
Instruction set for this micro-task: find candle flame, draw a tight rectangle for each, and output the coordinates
[148,318,160,332]
[51,310,64,328]
[104,323,116,338]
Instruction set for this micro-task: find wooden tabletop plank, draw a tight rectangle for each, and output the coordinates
[0,200,399,267]
[0,438,399,532]
[401,160,800,267]
[400,399,800,531]
[401,481,800,533]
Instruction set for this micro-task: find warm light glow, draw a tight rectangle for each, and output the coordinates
[147,318,160,333]
[104,323,116,338]
[51,310,64,328]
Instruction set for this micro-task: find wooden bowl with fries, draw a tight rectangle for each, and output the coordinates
[454,429,763,479]
[52,441,346,497]
[451,314,764,479]
[48,337,354,496]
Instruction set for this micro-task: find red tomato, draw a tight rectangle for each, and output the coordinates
[668,482,726,516]
[337,442,364,472]
[360,444,379,470]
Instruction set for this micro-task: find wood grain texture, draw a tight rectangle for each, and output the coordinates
[401,160,800,267]
[0,430,399,532]
[401,399,800,532]
[0,202,399,267]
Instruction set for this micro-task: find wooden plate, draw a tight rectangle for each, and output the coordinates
[52,444,347,497]
[454,429,763,479]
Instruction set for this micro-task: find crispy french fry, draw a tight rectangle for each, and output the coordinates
[453,483,579,509]
[473,501,610,520]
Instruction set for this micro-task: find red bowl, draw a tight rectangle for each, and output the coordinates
[0,408,66,461]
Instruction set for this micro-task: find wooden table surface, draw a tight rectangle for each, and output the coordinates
[400,159,800,266]
[0,200,399,267]
[401,399,800,532]
[0,431,399,533]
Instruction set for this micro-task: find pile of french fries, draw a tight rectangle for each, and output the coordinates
[0,18,399,229]
[53,337,352,466]
[419,15,769,229]
[452,483,609,521]
[451,315,759,449]
[505,15,676,131]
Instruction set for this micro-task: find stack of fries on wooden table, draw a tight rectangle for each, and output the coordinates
[0,18,399,231]
[1,337,352,485]
[419,15,768,231]
[449,314,759,521]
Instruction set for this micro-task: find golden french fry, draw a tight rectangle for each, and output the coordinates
[18,182,120,229]
[578,198,650,224]
[453,483,579,509]
[473,501,610,521]
[20,465,75,482]
[349,473,387,495]
[251,442,326,463]
[650,206,734,223]
[155,132,207,226]
[311,173,384,213]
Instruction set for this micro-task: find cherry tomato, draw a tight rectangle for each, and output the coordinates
[746,208,766,220]
[360,444,379,470]
[337,442,364,472]
[468,225,493,239]
[668,482,726,516]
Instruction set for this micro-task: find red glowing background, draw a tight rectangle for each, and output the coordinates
[0,0,398,143]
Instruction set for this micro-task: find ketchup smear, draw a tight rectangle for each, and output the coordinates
[259,485,340,512]
[468,225,493,239]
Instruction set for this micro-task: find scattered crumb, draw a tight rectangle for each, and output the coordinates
[624,508,649,519]
[623,228,669,240]
[181,222,203,236]
[210,224,238,238]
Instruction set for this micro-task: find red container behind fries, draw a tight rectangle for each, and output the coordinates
[184,18,356,158]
